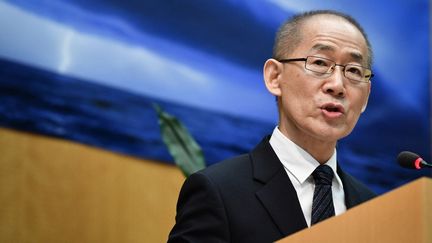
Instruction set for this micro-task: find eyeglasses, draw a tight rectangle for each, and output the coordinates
[278,56,374,83]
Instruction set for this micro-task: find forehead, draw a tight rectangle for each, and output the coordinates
[296,15,368,63]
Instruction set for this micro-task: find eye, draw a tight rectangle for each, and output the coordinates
[346,66,364,77]
[311,58,329,67]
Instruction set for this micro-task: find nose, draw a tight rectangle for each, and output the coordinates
[322,66,346,98]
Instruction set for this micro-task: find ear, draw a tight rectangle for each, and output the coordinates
[263,59,283,97]
[361,83,371,113]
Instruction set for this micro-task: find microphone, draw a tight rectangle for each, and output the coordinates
[397,151,432,169]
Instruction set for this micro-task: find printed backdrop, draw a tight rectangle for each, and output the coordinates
[0,0,430,193]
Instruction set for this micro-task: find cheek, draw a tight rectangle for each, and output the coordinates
[346,91,369,124]
[282,88,311,109]
[352,89,369,112]
[282,76,315,98]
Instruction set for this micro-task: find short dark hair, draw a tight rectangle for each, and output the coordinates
[272,10,373,67]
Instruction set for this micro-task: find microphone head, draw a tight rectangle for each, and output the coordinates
[397,151,422,169]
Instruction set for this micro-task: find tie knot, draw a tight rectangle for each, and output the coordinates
[312,165,334,185]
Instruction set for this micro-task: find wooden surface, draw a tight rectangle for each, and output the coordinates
[278,177,432,243]
[0,127,185,243]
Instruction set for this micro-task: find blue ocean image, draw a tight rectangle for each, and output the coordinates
[0,58,273,164]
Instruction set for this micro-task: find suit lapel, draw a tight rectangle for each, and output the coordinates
[251,137,308,236]
[337,166,362,208]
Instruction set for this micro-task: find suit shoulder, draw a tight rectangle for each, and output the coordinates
[198,153,252,178]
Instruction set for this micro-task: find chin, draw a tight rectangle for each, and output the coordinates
[314,126,352,142]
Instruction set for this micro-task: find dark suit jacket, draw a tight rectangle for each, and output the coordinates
[168,137,376,243]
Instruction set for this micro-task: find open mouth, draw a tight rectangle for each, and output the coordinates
[321,103,345,114]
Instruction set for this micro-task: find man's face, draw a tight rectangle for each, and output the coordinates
[273,15,371,145]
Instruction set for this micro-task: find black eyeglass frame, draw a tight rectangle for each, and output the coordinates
[277,56,374,83]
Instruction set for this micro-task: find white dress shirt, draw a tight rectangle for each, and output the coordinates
[269,127,346,227]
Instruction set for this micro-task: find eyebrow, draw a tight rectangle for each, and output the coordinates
[311,44,364,63]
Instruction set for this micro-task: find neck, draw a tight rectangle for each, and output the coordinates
[278,126,336,164]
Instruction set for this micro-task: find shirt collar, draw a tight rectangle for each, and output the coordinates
[269,127,343,187]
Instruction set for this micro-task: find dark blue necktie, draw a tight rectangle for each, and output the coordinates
[311,164,335,225]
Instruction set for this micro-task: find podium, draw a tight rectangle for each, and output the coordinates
[277,177,432,243]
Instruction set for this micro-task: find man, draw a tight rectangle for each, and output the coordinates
[168,10,376,242]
